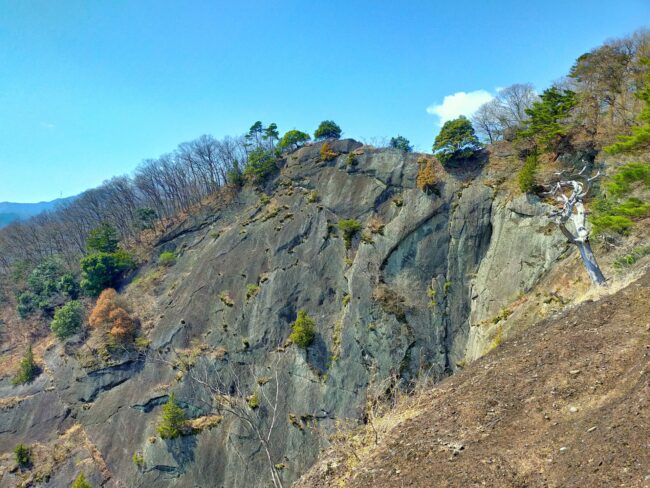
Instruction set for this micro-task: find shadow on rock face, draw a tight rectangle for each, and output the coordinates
[442,151,489,179]
[165,434,198,472]
[305,332,329,375]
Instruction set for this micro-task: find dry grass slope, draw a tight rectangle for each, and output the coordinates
[298,271,650,488]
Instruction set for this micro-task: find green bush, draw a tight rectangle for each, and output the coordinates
[17,291,36,319]
[16,258,80,318]
[226,160,245,187]
[590,163,650,236]
[591,214,635,235]
[80,250,135,297]
[12,345,38,385]
[246,283,260,302]
[613,246,650,269]
[244,147,277,183]
[289,310,316,348]
[314,120,342,140]
[86,222,119,253]
[518,153,538,193]
[433,116,482,165]
[72,473,93,488]
[136,207,157,230]
[158,251,176,267]
[389,135,412,152]
[133,451,144,467]
[605,163,650,198]
[157,393,187,439]
[58,272,80,299]
[337,219,362,249]
[247,392,260,409]
[14,444,30,467]
[278,130,311,151]
[50,300,84,340]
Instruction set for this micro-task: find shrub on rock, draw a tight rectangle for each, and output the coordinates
[289,310,316,348]
[50,300,84,340]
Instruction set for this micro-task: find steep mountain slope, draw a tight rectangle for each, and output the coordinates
[298,269,650,488]
[0,140,590,487]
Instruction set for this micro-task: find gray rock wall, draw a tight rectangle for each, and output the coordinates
[0,140,566,487]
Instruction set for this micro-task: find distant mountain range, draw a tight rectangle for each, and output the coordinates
[0,195,76,228]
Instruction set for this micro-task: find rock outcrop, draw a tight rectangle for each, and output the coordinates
[0,140,569,487]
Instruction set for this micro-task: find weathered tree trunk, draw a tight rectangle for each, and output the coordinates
[546,167,606,286]
[576,240,606,285]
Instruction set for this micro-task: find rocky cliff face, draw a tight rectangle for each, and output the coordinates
[0,140,569,487]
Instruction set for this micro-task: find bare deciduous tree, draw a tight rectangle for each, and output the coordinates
[472,83,538,143]
[155,349,286,488]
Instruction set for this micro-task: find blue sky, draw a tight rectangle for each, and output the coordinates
[0,1,647,202]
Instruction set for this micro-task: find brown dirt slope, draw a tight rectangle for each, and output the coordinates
[298,271,650,488]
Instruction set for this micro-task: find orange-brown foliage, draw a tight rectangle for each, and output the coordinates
[89,288,118,328]
[108,307,135,342]
[88,288,135,343]
[320,142,338,161]
[416,158,438,193]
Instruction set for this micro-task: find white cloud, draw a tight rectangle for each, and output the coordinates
[426,90,494,126]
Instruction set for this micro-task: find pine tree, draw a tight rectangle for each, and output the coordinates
[314,120,342,140]
[72,473,93,488]
[519,87,576,152]
[12,345,38,385]
[157,393,186,439]
[433,116,482,165]
[389,135,413,152]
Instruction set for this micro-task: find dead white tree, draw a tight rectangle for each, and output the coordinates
[545,166,606,285]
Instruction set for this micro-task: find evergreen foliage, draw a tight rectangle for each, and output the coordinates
[389,135,412,152]
[14,444,30,467]
[80,250,135,297]
[518,153,538,193]
[136,207,157,230]
[591,163,650,236]
[226,160,244,187]
[157,393,187,439]
[519,87,576,152]
[243,148,277,182]
[432,116,482,165]
[289,310,316,348]
[50,300,84,339]
[314,120,342,140]
[12,345,39,385]
[278,130,311,151]
[86,222,119,253]
[16,258,79,318]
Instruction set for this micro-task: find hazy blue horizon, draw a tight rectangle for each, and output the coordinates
[1,1,647,202]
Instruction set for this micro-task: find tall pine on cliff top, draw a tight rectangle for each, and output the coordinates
[433,116,482,165]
